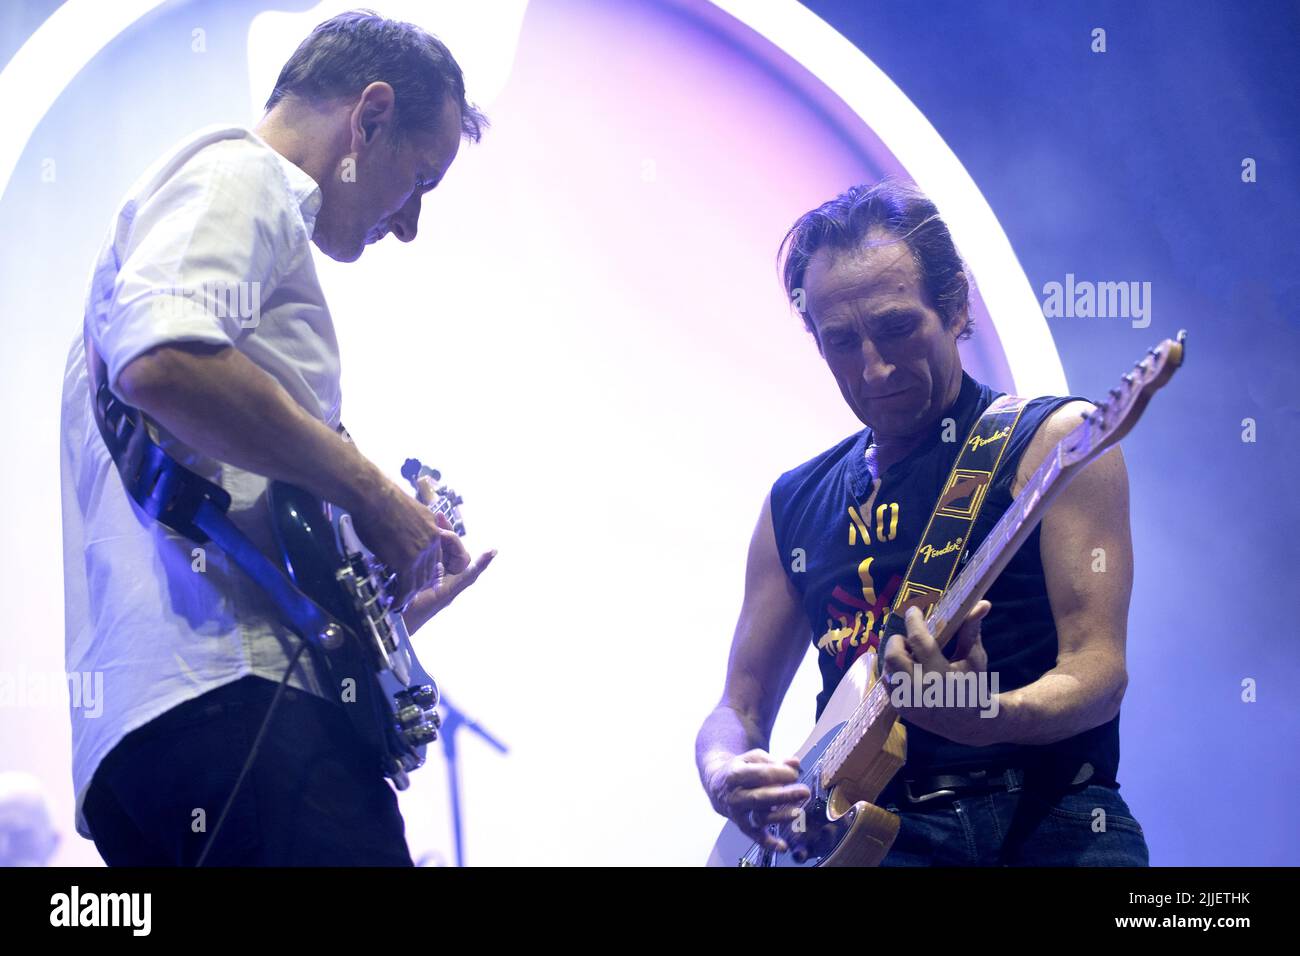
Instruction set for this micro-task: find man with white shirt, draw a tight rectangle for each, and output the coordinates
[60,11,493,866]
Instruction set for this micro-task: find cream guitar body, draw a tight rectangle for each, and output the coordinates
[706,648,905,867]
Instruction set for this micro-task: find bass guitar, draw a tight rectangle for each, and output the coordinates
[268,458,466,790]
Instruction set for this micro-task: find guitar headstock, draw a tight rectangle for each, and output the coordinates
[1060,330,1187,470]
[401,458,467,537]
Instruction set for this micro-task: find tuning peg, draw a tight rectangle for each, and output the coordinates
[401,458,443,486]
[406,722,438,746]
[408,682,439,711]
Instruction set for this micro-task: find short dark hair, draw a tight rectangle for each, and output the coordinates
[264,9,488,144]
[777,178,973,340]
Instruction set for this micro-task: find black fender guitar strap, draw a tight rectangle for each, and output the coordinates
[880,392,1032,648]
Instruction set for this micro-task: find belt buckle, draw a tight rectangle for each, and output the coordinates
[903,779,958,804]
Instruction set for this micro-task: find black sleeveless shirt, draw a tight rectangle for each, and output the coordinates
[770,370,1121,781]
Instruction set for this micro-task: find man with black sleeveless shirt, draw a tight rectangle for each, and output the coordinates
[696,180,1148,866]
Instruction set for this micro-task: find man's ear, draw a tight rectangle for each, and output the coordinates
[350,81,397,152]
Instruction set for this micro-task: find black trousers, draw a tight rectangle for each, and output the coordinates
[83,674,414,866]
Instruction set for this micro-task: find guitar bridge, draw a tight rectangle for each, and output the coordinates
[336,553,408,683]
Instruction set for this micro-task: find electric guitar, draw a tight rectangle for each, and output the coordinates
[707,331,1187,866]
[267,458,466,791]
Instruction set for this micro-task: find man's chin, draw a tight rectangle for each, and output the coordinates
[312,234,366,263]
[858,404,926,436]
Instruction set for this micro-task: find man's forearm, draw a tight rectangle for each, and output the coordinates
[114,341,387,513]
[990,656,1126,746]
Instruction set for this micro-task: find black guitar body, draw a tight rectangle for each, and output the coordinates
[267,480,442,790]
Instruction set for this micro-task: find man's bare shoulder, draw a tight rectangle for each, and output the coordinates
[1011,398,1103,499]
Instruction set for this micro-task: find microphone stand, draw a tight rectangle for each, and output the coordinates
[434,693,508,867]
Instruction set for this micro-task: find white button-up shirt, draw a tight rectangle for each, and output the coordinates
[60,125,340,839]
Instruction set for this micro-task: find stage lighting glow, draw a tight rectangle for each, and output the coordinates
[708,0,1065,395]
[0,0,168,201]
[0,0,1063,394]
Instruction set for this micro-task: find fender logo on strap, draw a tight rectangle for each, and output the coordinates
[918,537,964,564]
[968,426,1011,451]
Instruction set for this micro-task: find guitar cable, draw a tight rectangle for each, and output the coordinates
[195,640,308,867]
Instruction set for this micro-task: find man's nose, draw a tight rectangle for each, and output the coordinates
[859,337,892,382]
[389,194,422,242]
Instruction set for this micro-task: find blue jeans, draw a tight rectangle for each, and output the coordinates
[878,776,1149,866]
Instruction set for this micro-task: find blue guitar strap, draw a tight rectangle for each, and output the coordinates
[87,347,344,652]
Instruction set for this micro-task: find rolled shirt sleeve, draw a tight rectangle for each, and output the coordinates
[88,141,300,391]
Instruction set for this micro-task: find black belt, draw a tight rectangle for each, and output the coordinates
[883,761,1107,806]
